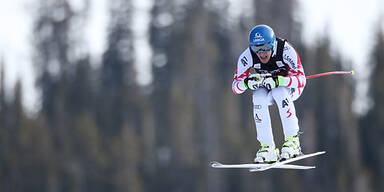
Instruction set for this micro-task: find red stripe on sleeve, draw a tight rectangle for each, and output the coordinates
[287,76,293,87]
[295,76,301,87]
[237,68,251,79]
[236,81,246,92]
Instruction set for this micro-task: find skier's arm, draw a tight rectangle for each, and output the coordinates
[232,49,253,94]
[278,43,306,89]
[232,67,250,94]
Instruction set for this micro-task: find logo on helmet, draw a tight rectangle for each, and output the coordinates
[253,33,265,42]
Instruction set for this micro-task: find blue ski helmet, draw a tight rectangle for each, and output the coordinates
[249,25,276,53]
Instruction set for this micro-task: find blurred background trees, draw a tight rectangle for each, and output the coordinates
[0,0,383,191]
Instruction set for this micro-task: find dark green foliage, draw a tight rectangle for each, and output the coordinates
[359,28,384,191]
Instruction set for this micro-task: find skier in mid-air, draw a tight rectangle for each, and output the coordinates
[232,24,306,163]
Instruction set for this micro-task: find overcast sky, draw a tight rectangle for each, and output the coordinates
[0,0,383,115]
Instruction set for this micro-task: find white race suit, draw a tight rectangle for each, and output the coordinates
[232,38,306,146]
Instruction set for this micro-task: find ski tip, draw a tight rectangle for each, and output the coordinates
[306,151,326,157]
[209,161,222,167]
[318,151,326,155]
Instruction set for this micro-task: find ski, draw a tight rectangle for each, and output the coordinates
[249,151,326,172]
[210,161,315,170]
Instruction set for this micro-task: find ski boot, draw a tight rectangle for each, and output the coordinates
[254,143,279,164]
[280,135,302,161]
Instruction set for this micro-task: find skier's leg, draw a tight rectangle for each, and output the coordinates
[252,88,274,146]
[252,88,278,163]
[271,87,301,159]
[270,87,299,138]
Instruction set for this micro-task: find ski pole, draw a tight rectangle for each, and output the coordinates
[306,70,355,79]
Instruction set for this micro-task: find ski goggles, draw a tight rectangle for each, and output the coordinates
[250,43,273,53]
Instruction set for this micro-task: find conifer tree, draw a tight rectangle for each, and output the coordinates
[359,28,384,191]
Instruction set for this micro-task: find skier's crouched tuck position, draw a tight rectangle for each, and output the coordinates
[232,24,306,163]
